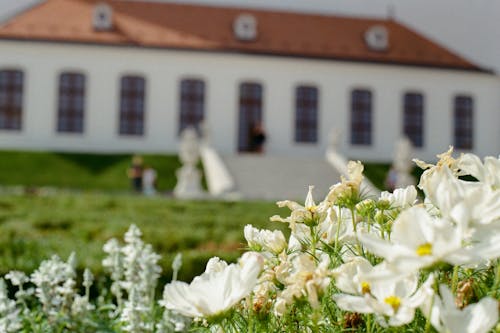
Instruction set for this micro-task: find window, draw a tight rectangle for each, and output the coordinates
[350,89,372,145]
[179,79,205,134]
[238,82,263,152]
[119,75,145,136]
[0,69,23,130]
[57,72,85,133]
[295,85,318,143]
[454,95,473,149]
[403,92,424,147]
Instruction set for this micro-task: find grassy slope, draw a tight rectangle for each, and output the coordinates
[0,193,287,282]
[0,151,181,191]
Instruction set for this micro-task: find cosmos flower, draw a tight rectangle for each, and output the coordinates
[244,224,287,255]
[358,206,468,273]
[421,284,499,333]
[334,273,434,327]
[160,252,263,319]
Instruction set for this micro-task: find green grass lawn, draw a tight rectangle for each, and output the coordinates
[0,192,287,283]
[0,150,182,192]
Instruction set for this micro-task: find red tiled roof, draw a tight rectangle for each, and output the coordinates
[0,0,481,71]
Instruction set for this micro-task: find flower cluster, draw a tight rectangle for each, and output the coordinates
[0,148,499,332]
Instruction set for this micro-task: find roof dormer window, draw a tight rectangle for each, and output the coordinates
[93,3,113,31]
[364,25,389,51]
[233,14,257,41]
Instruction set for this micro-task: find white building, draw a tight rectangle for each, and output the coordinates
[0,0,498,162]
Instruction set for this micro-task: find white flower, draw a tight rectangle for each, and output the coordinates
[379,185,418,209]
[4,271,28,287]
[332,257,375,295]
[0,278,22,332]
[421,284,499,333]
[271,186,328,230]
[83,269,94,289]
[244,225,287,255]
[334,274,434,327]
[327,161,364,203]
[30,253,77,316]
[275,253,331,314]
[458,153,500,189]
[420,167,500,230]
[172,253,183,281]
[160,252,263,318]
[358,206,468,272]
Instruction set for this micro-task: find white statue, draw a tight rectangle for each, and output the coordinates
[392,136,415,189]
[328,128,341,152]
[174,128,205,199]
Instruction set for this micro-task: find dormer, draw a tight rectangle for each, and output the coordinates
[364,25,389,51]
[233,14,257,42]
[93,3,113,31]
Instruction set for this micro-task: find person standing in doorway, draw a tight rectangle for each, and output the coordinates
[250,122,266,153]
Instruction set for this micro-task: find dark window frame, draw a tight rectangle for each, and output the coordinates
[57,72,86,133]
[454,95,474,150]
[0,69,24,130]
[403,92,424,147]
[119,75,146,136]
[350,89,372,145]
[295,85,319,143]
[179,78,205,135]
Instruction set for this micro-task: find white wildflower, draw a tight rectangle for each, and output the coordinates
[271,186,328,230]
[172,253,183,281]
[421,284,499,333]
[30,253,77,316]
[244,224,287,255]
[83,268,94,289]
[379,185,418,209]
[274,253,331,315]
[4,271,28,287]
[160,252,264,319]
[0,278,22,332]
[334,274,434,327]
[358,206,469,273]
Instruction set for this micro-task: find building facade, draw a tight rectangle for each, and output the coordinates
[0,0,498,162]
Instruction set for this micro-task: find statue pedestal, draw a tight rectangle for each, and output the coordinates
[173,165,205,199]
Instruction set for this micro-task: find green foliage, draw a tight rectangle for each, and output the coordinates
[0,193,286,282]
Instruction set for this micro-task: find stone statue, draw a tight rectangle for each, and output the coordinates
[174,128,204,199]
[328,128,341,152]
[392,136,415,189]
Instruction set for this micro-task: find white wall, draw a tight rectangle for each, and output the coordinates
[0,40,498,161]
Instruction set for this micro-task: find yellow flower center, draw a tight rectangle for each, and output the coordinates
[416,243,433,256]
[384,296,401,312]
[307,205,317,214]
[361,282,371,294]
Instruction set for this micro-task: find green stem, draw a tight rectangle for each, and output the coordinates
[451,265,459,293]
[310,225,317,256]
[334,208,342,254]
[424,293,435,333]
[492,260,500,297]
[350,207,362,255]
